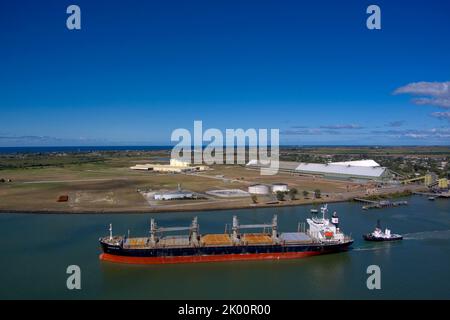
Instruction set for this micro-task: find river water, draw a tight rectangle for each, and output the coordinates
[1,196,449,299]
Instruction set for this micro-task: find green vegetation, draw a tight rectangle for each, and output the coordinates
[0,153,105,170]
[359,190,413,201]
[0,146,434,213]
[275,191,285,201]
[314,189,321,199]
[288,188,298,200]
[0,150,172,171]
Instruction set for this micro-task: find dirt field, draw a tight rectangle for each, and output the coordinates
[0,160,423,213]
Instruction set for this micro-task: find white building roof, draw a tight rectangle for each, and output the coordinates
[247,159,388,178]
[295,163,387,177]
[246,160,299,170]
[330,159,381,167]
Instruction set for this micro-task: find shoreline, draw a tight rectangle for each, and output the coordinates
[0,200,345,215]
[0,189,422,215]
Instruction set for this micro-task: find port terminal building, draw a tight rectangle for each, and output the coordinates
[246,159,394,183]
[154,191,195,200]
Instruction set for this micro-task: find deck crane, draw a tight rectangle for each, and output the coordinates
[149,217,199,246]
[232,215,279,244]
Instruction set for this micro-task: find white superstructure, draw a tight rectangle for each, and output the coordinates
[369,226,402,240]
[306,205,345,243]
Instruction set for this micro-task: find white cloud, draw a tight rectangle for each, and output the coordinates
[0,135,105,147]
[413,97,450,108]
[371,127,450,139]
[394,81,450,96]
[386,121,405,127]
[282,124,364,136]
[320,124,364,129]
[394,81,450,109]
[431,111,450,122]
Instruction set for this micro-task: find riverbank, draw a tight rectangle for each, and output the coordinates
[0,152,430,214]
[0,185,426,214]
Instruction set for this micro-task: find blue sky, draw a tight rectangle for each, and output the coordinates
[0,0,449,146]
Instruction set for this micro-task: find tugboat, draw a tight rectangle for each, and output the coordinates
[363,220,403,242]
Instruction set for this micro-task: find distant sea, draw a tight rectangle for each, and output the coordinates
[0,145,314,154]
[0,146,173,154]
[1,145,444,154]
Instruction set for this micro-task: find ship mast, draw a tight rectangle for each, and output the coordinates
[190,216,199,246]
[321,204,328,220]
[272,215,278,242]
[232,216,239,244]
[149,218,157,245]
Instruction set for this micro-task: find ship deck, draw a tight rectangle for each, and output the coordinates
[105,232,349,250]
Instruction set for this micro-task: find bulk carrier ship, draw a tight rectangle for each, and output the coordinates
[99,205,353,264]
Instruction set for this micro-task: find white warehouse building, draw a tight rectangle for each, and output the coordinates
[246,159,394,183]
[295,162,391,182]
[154,191,194,200]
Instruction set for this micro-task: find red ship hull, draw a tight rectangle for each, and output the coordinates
[99,251,322,265]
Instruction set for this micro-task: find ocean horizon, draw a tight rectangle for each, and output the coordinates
[0,145,449,154]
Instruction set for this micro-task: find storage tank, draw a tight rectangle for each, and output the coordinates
[272,183,288,193]
[248,184,270,195]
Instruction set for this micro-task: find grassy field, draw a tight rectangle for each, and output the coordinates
[0,147,433,213]
[0,163,356,212]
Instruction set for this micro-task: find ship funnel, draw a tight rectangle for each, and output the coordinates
[331,211,339,229]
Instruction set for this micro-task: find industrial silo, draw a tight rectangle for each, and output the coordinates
[272,183,288,193]
[248,184,270,195]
